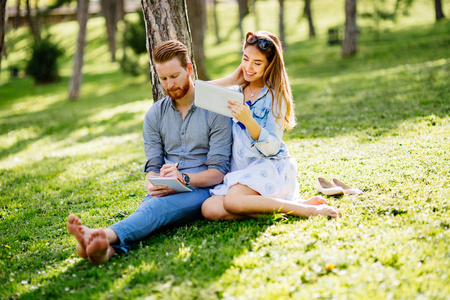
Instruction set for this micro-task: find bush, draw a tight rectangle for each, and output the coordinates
[26,36,64,84]
[124,13,147,55]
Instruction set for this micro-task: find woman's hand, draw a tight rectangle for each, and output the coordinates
[228,100,252,125]
[229,64,246,86]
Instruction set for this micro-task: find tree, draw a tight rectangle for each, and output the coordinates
[141,0,197,102]
[187,0,209,80]
[342,0,358,57]
[212,0,221,44]
[68,0,90,100]
[238,0,250,41]
[435,0,445,21]
[303,0,316,38]
[101,0,118,62]
[278,0,285,46]
[26,0,41,41]
[0,0,6,77]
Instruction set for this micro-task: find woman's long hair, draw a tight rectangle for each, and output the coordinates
[243,31,296,130]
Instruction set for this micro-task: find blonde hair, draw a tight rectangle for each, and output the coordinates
[243,31,296,130]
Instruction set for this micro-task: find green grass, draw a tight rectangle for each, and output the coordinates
[1,0,450,299]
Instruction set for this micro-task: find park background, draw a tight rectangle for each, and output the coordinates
[0,0,449,299]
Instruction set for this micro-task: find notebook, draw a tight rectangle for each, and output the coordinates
[148,177,193,193]
[194,79,244,118]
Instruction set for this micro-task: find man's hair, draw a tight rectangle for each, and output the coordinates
[152,40,190,68]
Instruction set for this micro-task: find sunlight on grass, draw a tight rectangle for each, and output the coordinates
[1,0,449,299]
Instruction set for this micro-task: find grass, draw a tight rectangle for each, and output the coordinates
[1,0,450,299]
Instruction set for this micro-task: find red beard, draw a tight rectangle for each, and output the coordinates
[166,78,191,100]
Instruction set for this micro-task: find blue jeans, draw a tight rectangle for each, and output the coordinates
[109,187,210,253]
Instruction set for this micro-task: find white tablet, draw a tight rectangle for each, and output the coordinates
[148,177,193,193]
[194,79,244,118]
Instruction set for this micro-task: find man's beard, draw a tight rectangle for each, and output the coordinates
[166,78,191,100]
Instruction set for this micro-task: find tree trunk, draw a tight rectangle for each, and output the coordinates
[304,0,315,38]
[187,0,209,80]
[435,0,445,21]
[279,0,285,47]
[250,0,260,32]
[25,0,40,41]
[0,0,7,77]
[237,0,249,41]
[212,0,221,44]
[117,0,125,21]
[342,0,357,57]
[101,0,117,62]
[141,0,196,102]
[68,0,90,100]
[14,0,20,29]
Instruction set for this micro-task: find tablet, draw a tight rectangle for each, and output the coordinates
[194,79,244,118]
[148,177,193,193]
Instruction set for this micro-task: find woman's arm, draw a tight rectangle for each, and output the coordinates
[210,64,246,87]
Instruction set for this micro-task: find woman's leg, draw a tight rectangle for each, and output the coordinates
[202,195,248,220]
[224,184,338,219]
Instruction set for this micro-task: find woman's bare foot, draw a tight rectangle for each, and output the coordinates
[301,196,327,205]
[86,229,114,265]
[67,214,93,258]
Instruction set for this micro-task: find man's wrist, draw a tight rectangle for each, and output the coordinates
[181,173,190,186]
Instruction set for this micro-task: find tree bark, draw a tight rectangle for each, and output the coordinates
[68,0,90,100]
[141,0,196,102]
[278,0,285,47]
[25,0,40,41]
[238,0,249,41]
[101,0,117,62]
[342,0,357,57]
[0,0,7,77]
[250,0,260,33]
[435,0,445,21]
[304,0,315,38]
[212,0,221,44]
[14,0,21,29]
[187,0,209,80]
[117,0,125,21]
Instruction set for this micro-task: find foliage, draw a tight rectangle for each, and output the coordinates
[124,12,147,55]
[1,0,450,299]
[25,35,64,84]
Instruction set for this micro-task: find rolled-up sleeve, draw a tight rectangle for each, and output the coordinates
[250,99,286,157]
[142,107,164,173]
[205,115,232,174]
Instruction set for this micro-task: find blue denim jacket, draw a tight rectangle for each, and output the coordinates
[239,84,290,159]
[142,96,233,175]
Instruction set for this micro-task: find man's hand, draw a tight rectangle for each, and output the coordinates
[159,163,182,180]
[145,170,178,197]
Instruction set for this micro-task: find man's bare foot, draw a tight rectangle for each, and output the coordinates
[86,229,114,265]
[67,214,92,258]
[301,196,327,205]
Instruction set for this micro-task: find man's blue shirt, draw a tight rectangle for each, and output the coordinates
[142,96,232,177]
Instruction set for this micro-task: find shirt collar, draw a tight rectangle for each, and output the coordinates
[240,82,270,106]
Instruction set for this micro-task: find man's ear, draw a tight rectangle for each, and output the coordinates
[187,62,194,76]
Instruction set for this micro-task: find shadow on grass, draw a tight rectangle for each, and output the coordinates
[0,71,151,161]
[13,214,279,299]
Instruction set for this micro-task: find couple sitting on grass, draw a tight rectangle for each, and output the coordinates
[68,33,338,264]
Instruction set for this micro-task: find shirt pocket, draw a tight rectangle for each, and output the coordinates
[253,107,270,127]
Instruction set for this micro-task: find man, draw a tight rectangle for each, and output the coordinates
[67,40,232,264]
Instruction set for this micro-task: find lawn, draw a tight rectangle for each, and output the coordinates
[1,0,449,299]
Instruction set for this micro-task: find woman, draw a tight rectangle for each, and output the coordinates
[202,31,338,220]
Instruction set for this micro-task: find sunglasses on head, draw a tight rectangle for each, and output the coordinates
[246,32,273,51]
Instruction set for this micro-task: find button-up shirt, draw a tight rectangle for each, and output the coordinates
[142,96,232,176]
